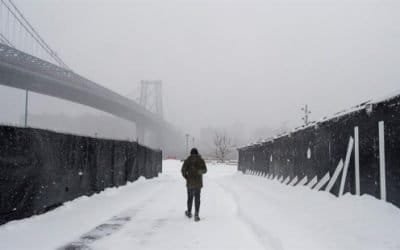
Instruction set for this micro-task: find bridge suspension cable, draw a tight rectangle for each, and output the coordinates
[0,0,69,69]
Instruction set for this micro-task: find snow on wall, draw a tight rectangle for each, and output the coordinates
[239,90,400,149]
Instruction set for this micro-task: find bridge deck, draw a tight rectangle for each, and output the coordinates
[0,44,167,130]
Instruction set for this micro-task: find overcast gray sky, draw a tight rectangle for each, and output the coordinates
[1,0,400,136]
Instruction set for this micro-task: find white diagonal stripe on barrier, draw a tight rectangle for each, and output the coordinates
[314,173,330,191]
[283,176,291,185]
[289,176,298,186]
[325,159,344,192]
[297,176,308,186]
[306,176,318,188]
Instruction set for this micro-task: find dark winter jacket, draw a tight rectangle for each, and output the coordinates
[181,155,207,188]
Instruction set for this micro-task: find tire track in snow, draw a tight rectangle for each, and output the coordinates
[89,181,183,250]
[58,214,133,250]
[58,180,170,250]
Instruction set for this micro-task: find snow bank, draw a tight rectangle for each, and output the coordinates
[0,176,163,250]
[221,173,400,250]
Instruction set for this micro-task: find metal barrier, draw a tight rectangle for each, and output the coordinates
[238,94,400,207]
[0,125,162,224]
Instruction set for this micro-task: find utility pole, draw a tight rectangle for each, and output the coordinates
[24,90,29,127]
[301,104,311,125]
[185,133,190,156]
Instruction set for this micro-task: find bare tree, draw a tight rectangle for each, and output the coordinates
[213,131,233,163]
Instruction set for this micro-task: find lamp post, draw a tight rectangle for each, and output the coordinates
[301,104,311,125]
[185,133,190,156]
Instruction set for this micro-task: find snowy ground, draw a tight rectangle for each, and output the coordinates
[1,160,400,250]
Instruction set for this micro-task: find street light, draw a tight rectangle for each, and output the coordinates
[301,104,311,125]
[185,133,190,156]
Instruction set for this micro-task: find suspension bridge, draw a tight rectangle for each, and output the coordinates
[0,0,182,154]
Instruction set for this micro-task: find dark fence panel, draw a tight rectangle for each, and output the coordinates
[125,142,139,182]
[0,126,162,224]
[238,95,400,207]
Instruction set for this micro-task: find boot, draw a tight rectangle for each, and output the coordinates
[194,214,200,222]
[185,210,192,218]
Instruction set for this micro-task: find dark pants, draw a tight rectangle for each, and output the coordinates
[187,188,201,215]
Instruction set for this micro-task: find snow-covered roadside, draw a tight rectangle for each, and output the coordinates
[0,176,170,250]
[1,160,400,250]
[219,174,400,250]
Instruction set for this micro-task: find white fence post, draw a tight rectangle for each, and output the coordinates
[379,121,387,201]
[339,137,354,196]
[354,126,360,195]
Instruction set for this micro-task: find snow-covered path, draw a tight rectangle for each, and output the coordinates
[1,160,400,250]
[86,170,267,250]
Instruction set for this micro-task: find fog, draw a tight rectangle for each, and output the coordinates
[1,0,399,153]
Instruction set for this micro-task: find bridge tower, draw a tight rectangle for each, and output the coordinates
[139,80,163,118]
[137,80,164,147]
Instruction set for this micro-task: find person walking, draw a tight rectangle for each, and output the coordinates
[181,148,207,222]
